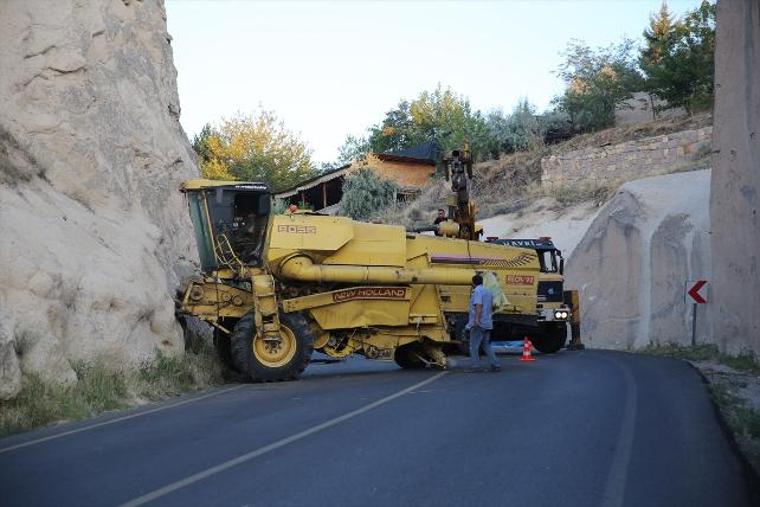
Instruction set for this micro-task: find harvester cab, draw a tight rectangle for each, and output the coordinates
[182,179,271,271]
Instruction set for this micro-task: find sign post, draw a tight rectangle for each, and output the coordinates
[685,280,708,346]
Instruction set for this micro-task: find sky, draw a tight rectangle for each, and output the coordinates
[166,0,702,164]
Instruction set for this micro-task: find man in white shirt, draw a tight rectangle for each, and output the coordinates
[466,274,500,372]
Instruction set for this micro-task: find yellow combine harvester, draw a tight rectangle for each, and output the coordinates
[177,170,574,381]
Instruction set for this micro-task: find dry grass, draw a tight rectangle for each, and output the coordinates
[381,179,449,227]
[0,346,224,437]
[548,112,712,156]
[380,149,548,228]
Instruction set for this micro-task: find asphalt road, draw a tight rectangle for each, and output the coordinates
[1,350,757,507]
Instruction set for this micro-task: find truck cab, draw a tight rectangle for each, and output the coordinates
[485,237,574,352]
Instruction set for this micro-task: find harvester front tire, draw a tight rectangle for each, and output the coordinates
[231,311,314,382]
[214,321,251,383]
[532,322,567,354]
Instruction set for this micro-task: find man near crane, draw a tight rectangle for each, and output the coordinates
[467,274,500,372]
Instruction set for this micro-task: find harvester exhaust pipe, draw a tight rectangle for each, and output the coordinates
[277,255,477,286]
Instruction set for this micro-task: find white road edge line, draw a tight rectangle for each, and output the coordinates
[0,385,246,455]
[118,371,449,507]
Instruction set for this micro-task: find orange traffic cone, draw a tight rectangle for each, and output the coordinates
[520,337,536,362]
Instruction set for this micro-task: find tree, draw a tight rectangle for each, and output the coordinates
[367,100,419,153]
[538,110,574,145]
[366,86,492,161]
[483,109,511,157]
[483,99,545,156]
[192,123,215,164]
[338,167,398,221]
[553,39,643,132]
[409,86,472,150]
[642,1,675,66]
[505,99,544,151]
[640,1,676,118]
[639,1,716,115]
[336,134,370,165]
[191,110,315,192]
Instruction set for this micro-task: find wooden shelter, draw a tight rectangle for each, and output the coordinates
[274,141,440,214]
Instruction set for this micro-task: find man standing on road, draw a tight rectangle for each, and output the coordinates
[466,274,500,372]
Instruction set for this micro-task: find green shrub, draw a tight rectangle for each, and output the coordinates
[338,167,399,221]
[271,198,289,214]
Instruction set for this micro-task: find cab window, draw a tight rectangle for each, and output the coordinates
[538,250,558,273]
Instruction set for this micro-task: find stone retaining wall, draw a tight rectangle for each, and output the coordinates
[541,126,712,185]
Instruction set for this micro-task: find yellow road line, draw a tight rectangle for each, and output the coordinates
[0,385,246,455]
[118,371,449,507]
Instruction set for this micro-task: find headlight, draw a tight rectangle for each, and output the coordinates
[554,310,569,320]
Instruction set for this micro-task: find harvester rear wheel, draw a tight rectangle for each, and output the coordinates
[393,344,426,370]
[231,311,314,382]
[531,322,567,354]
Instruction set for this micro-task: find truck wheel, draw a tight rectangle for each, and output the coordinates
[231,311,314,382]
[532,323,567,354]
[393,344,426,370]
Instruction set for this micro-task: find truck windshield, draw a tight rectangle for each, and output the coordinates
[538,250,559,273]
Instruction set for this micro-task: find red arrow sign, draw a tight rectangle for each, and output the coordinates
[687,280,708,304]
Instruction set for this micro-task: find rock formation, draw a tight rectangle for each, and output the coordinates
[566,171,712,350]
[710,0,760,354]
[0,0,199,399]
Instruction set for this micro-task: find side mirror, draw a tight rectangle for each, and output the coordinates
[559,258,565,275]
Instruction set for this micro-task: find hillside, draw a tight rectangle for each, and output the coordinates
[381,112,717,355]
[383,112,712,229]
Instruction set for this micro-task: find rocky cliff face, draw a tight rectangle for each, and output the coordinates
[0,0,199,399]
[710,0,760,355]
[565,171,712,350]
